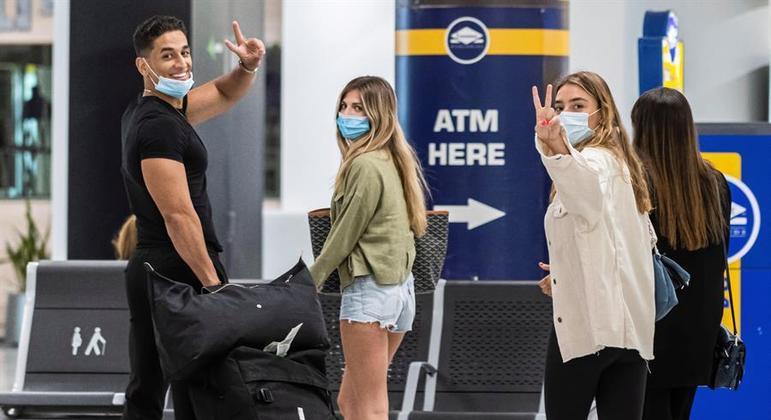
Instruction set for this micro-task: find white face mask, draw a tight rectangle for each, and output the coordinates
[560,108,600,146]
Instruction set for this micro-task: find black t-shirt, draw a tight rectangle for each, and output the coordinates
[121,95,223,252]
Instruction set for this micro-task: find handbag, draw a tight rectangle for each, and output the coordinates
[652,248,691,321]
[648,217,690,321]
[708,244,746,390]
[308,209,448,294]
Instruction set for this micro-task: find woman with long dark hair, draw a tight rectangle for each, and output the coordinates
[632,87,731,420]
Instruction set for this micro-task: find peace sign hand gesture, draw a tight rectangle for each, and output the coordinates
[532,84,568,156]
[224,21,266,71]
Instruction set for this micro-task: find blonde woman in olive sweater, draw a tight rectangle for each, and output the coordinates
[310,76,429,420]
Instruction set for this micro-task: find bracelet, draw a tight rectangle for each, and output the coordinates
[238,60,258,74]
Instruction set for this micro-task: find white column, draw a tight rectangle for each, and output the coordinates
[262,0,395,278]
[281,0,396,212]
[51,0,69,260]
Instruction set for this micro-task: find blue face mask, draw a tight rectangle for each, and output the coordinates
[560,109,600,146]
[336,114,370,141]
[143,58,194,99]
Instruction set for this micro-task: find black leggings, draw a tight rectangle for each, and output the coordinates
[121,247,227,420]
[545,329,648,420]
[642,386,697,420]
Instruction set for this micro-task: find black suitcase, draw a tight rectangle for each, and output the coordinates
[187,346,337,420]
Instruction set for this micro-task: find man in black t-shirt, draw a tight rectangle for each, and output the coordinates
[120,15,264,420]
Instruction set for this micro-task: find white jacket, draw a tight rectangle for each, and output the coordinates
[535,135,655,363]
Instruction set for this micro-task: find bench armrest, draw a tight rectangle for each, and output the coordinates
[397,361,437,420]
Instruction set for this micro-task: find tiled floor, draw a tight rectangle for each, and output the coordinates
[0,345,16,393]
[0,344,17,419]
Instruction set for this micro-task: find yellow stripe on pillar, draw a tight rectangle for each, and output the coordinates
[395,29,446,56]
[488,29,569,56]
[395,28,569,57]
[703,152,742,333]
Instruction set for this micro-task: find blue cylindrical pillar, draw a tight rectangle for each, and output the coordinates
[396,1,569,280]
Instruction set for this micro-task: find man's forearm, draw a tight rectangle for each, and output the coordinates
[164,212,220,287]
[212,65,256,103]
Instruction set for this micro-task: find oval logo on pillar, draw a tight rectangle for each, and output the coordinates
[725,175,761,263]
[445,17,490,65]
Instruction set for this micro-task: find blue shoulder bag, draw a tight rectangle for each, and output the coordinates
[653,248,690,321]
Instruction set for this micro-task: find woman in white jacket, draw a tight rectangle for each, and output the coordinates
[532,71,655,420]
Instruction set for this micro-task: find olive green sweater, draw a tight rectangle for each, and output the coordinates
[310,149,416,292]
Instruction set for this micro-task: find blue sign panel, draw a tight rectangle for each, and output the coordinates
[396,5,568,280]
[700,133,769,269]
[639,10,684,94]
[692,126,771,419]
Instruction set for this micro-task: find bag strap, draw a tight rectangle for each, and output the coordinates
[645,172,660,254]
[647,216,659,254]
[722,243,738,336]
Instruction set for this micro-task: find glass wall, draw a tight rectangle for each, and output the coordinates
[0,45,51,199]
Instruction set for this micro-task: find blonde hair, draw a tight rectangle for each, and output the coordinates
[112,215,137,260]
[554,71,652,214]
[334,76,429,236]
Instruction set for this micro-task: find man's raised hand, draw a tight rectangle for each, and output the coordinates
[224,20,266,71]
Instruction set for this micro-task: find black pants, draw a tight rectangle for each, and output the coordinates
[121,247,227,420]
[642,386,697,420]
[545,329,648,420]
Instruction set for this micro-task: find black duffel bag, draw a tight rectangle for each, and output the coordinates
[146,258,330,381]
[186,346,336,420]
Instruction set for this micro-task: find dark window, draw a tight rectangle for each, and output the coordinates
[264,43,280,199]
[263,0,281,199]
[0,45,51,199]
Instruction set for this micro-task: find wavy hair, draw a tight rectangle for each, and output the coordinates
[554,71,652,213]
[333,76,429,236]
[112,215,137,260]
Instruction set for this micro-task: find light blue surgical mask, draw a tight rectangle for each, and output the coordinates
[560,109,600,146]
[143,58,194,99]
[336,113,370,141]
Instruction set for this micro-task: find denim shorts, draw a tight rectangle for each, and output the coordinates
[339,273,415,333]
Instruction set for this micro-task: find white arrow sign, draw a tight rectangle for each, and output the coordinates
[434,198,506,230]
